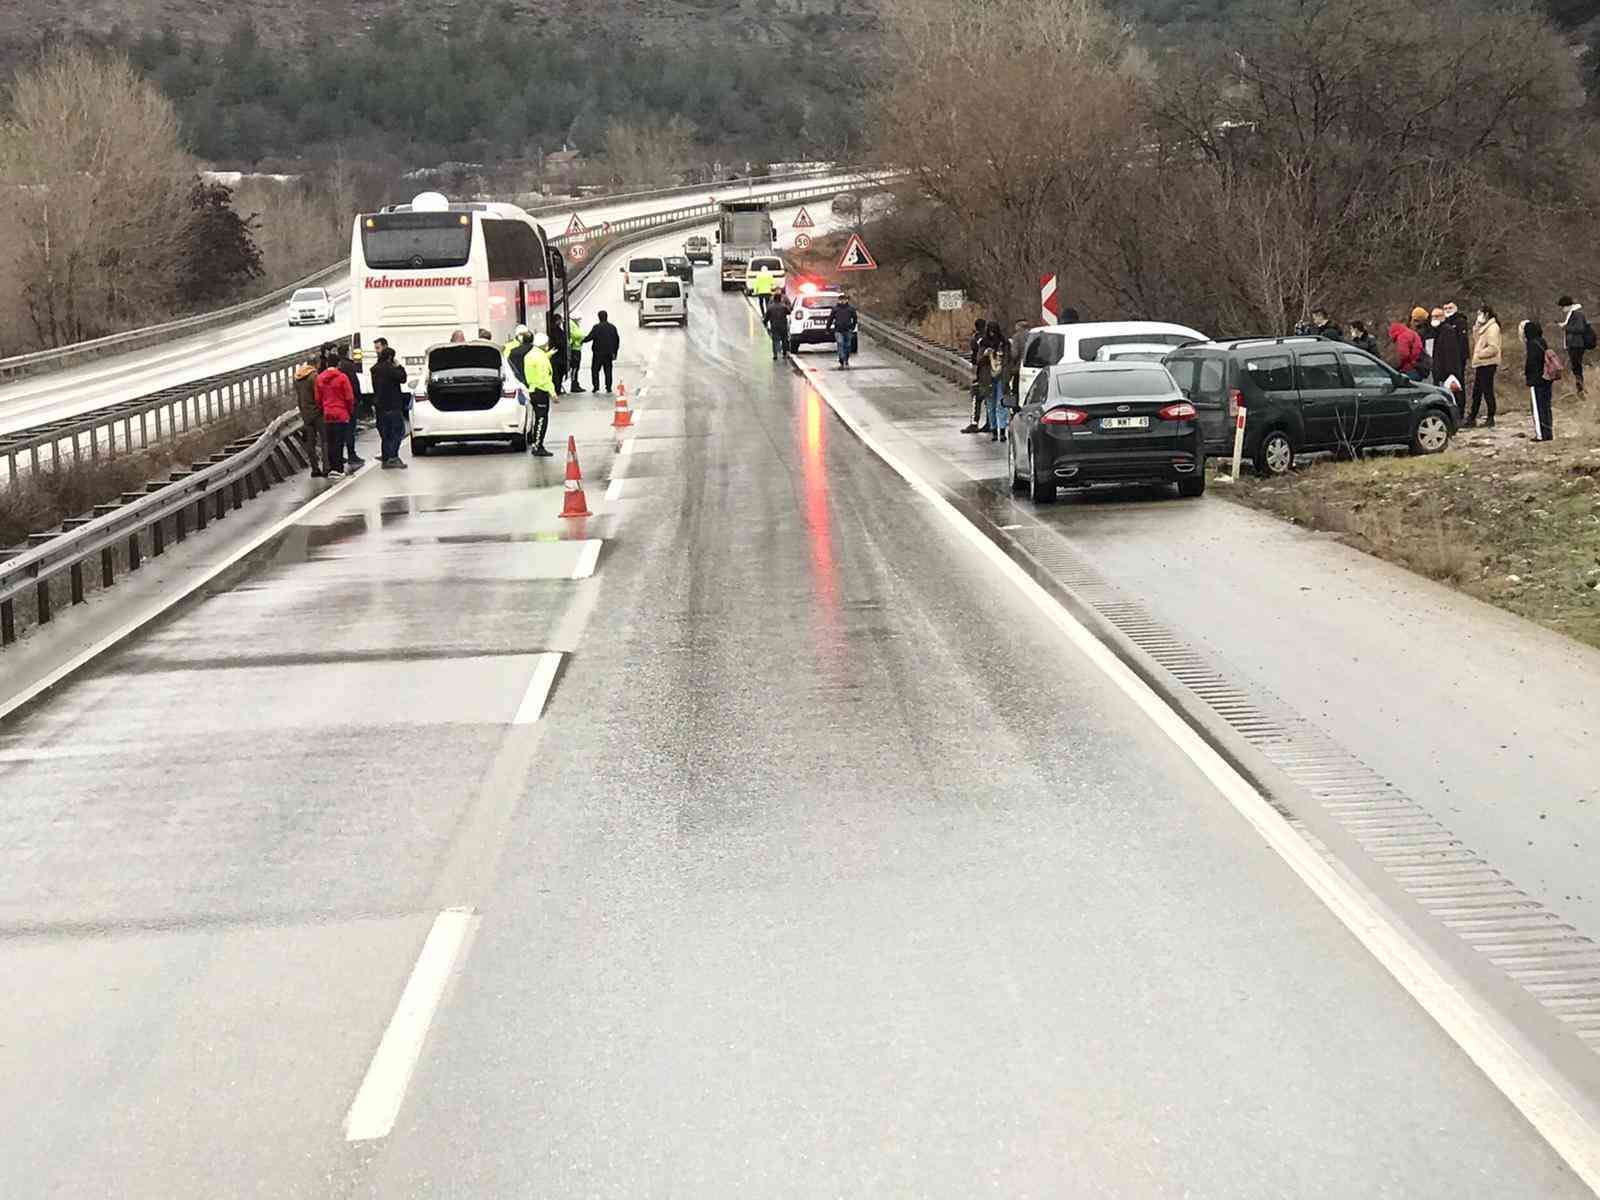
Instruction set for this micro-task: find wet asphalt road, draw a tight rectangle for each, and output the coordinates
[0,241,1591,1196]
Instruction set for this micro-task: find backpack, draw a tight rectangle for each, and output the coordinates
[1584,321,1596,351]
[1543,347,1566,382]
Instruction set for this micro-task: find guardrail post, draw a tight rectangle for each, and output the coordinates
[36,579,51,626]
[69,561,84,605]
[128,529,141,572]
[1,598,12,646]
[194,493,208,531]
[174,505,186,543]
[151,518,164,557]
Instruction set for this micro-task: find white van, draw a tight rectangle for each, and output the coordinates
[409,340,534,455]
[639,278,688,327]
[621,255,669,302]
[1018,321,1209,399]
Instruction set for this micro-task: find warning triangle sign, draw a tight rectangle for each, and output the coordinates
[837,232,877,272]
[792,206,815,229]
[565,212,586,236]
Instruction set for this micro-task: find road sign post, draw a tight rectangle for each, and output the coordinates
[937,289,965,352]
[1218,403,1247,484]
[1040,274,1059,325]
[838,233,877,272]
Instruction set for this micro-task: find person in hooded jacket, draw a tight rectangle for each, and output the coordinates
[315,353,356,477]
[1388,320,1424,379]
[369,346,410,468]
[974,322,1008,442]
[293,359,326,477]
[505,324,534,387]
[1348,321,1378,356]
[1429,307,1467,406]
[1559,295,1591,396]
[1523,319,1556,442]
[1467,306,1501,427]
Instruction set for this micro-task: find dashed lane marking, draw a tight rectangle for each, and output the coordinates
[510,652,563,725]
[604,479,624,504]
[344,907,478,1142]
[571,539,602,580]
[793,355,1600,1196]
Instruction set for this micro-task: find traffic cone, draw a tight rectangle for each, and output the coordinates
[558,435,591,519]
[612,381,633,429]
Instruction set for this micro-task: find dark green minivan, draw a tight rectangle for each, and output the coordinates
[1161,337,1458,475]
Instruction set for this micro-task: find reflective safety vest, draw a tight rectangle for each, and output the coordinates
[752,270,775,296]
[522,346,555,396]
[502,337,521,361]
[569,319,584,352]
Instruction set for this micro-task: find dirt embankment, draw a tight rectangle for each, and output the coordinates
[1229,394,1600,648]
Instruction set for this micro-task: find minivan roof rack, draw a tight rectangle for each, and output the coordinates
[1221,335,1329,350]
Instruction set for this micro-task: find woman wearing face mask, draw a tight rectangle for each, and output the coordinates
[1467,306,1500,427]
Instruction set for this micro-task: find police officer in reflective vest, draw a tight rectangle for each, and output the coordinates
[751,267,775,301]
[523,331,556,457]
[567,311,586,393]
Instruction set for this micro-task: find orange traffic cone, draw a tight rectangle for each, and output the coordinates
[612,381,633,429]
[558,435,591,519]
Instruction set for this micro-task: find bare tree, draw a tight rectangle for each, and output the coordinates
[0,47,193,348]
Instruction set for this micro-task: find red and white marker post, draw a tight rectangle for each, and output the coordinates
[1040,274,1059,325]
[1219,398,1247,483]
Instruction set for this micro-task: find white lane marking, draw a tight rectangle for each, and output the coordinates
[617,438,636,456]
[571,538,602,580]
[637,386,650,398]
[604,478,624,504]
[511,651,563,725]
[0,469,361,725]
[344,907,478,1142]
[793,358,1600,1195]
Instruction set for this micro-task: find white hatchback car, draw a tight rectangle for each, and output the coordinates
[410,340,534,455]
[639,279,688,327]
[621,255,670,302]
[286,287,334,326]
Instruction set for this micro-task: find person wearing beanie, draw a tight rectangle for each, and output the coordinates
[1558,294,1592,396]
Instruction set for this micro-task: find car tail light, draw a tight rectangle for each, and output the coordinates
[1228,389,1244,418]
[1158,401,1197,420]
[1041,407,1088,425]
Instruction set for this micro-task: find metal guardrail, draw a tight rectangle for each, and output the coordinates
[0,265,346,385]
[0,174,885,648]
[857,312,971,384]
[0,167,857,385]
[0,407,312,646]
[1,349,318,484]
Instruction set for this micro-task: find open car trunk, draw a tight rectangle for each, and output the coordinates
[426,342,504,412]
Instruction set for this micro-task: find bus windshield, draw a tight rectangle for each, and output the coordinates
[362,213,472,270]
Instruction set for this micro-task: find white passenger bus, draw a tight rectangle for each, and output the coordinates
[348,191,565,390]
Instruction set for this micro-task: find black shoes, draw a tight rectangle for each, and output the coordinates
[531,445,554,457]
[961,423,979,434]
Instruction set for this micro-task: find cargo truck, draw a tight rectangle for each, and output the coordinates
[716,200,777,292]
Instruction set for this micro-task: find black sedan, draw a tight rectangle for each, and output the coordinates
[1009,363,1205,503]
[665,255,694,284]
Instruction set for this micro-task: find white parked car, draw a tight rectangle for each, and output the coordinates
[410,340,534,456]
[638,279,688,327]
[743,255,786,296]
[1017,321,1209,399]
[286,287,334,326]
[621,255,670,302]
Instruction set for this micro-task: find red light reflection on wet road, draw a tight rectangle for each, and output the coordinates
[799,385,840,632]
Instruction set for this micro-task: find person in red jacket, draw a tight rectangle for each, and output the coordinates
[1388,320,1425,380]
[315,347,356,478]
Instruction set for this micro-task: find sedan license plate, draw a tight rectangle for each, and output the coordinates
[404,355,425,366]
[1100,416,1149,430]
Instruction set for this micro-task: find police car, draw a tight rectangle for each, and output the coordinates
[784,281,842,353]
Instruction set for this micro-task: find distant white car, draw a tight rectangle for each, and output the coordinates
[286,287,334,326]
